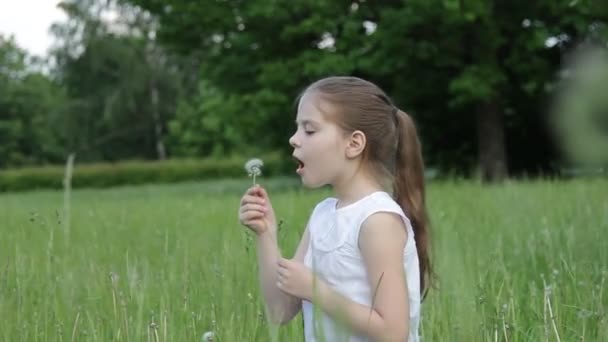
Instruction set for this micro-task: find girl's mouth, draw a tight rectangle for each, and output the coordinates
[293,156,305,174]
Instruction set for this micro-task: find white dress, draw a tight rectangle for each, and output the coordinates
[302,191,421,342]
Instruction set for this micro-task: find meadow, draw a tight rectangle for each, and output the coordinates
[0,176,606,341]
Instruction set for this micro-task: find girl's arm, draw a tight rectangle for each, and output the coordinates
[239,185,310,324]
[257,226,310,324]
[312,212,410,341]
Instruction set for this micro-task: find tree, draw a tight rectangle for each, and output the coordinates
[128,0,608,180]
[0,35,66,168]
[49,0,190,162]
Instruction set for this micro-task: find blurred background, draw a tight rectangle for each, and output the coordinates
[1,0,607,191]
[1,3,607,341]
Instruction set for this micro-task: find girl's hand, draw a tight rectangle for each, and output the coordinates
[238,185,277,235]
[276,258,318,301]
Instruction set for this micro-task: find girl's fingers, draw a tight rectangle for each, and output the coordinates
[241,203,266,213]
[241,211,264,221]
[246,186,262,196]
[241,195,265,206]
[239,209,266,221]
[246,185,268,200]
[277,265,290,286]
[258,187,269,200]
[277,266,289,278]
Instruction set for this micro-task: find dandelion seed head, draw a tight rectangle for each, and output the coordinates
[245,158,264,177]
[202,331,214,342]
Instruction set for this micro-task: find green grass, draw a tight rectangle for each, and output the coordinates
[0,177,606,341]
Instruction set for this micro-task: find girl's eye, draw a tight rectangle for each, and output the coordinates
[305,130,315,135]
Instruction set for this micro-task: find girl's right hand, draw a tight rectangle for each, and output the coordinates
[238,185,277,235]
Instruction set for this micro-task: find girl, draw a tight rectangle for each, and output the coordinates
[238,76,432,341]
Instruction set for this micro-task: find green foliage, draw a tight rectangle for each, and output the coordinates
[48,0,193,162]
[0,153,293,192]
[0,35,67,167]
[130,0,375,157]
[167,81,247,157]
[1,0,608,177]
[129,0,608,175]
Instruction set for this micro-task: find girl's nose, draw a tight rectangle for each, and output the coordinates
[289,133,299,148]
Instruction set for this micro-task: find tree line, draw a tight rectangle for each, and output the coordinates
[1,0,607,181]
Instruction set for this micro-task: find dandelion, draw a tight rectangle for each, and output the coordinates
[202,331,215,342]
[245,158,264,185]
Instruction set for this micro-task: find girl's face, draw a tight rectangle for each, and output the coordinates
[289,92,350,188]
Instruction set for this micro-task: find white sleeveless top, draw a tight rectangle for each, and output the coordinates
[302,191,421,342]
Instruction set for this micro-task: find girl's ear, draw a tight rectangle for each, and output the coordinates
[345,130,366,159]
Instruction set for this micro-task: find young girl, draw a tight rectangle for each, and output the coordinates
[238,76,432,341]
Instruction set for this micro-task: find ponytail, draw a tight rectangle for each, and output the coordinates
[394,109,433,298]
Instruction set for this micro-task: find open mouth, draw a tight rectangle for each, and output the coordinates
[293,156,305,173]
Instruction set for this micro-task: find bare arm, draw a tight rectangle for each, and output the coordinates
[312,212,409,341]
[256,227,309,324]
[239,185,311,324]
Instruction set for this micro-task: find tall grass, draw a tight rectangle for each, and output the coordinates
[0,177,606,341]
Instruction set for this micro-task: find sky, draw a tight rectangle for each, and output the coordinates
[0,0,66,56]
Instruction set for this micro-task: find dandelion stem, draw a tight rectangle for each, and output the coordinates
[547,295,562,342]
[543,278,549,342]
[111,287,117,323]
[71,311,80,342]
[599,272,605,315]
[163,312,167,342]
[502,319,509,342]
[123,303,130,342]
[63,153,75,240]
[543,277,561,342]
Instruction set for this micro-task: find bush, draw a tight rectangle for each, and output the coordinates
[0,153,294,192]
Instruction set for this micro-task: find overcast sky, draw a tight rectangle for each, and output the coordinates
[0,0,66,56]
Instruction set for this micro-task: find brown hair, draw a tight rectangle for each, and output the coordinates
[302,76,433,297]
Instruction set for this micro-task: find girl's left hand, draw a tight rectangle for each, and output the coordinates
[277,258,318,301]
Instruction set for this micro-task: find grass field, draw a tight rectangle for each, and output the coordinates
[0,177,606,341]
